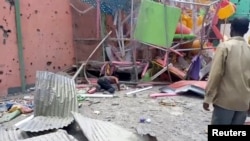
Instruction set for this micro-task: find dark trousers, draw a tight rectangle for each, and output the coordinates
[211,104,247,125]
[97,78,115,94]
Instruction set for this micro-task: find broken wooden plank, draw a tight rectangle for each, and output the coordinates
[72,31,112,81]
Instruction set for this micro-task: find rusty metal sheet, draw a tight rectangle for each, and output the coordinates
[17,130,78,141]
[16,71,78,132]
[72,112,158,141]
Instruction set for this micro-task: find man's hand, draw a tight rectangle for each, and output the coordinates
[203,102,210,111]
[111,76,120,91]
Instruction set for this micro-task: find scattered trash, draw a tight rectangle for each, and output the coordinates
[87,87,97,94]
[146,118,151,123]
[139,117,151,123]
[159,99,176,106]
[0,95,34,124]
[0,102,7,112]
[150,93,177,98]
[76,89,87,94]
[29,87,35,91]
[8,104,33,114]
[23,95,33,100]
[88,100,101,106]
[0,109,22,124]
[204,129,208,134]
[120,84,129,90]
[111,102,119,106]
[78,103,83,108]
[93,111,101,115]
[77,94,87,101]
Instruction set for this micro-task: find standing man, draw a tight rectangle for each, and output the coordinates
[203,17,250,125]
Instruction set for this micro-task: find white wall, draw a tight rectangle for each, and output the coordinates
[220,23,250,42]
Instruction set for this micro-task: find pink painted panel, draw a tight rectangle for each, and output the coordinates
[20,0,74,84]
[0,0,75,96]
[0,1,20,96]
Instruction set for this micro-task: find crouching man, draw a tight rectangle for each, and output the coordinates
[97,76,121,94]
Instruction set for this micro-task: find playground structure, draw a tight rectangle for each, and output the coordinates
[69,0,234,86]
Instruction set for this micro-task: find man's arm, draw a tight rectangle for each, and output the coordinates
[204,45,227,105]
[114,77,121,91]
[109,76,121,91]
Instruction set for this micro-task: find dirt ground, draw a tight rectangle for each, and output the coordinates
[1,86,211,141]
[79,86,211,141]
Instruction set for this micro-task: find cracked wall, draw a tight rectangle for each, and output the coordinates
[0,0,74,96]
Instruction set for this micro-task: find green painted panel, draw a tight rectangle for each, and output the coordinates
[230,0,250,20]
[134,0,181,48]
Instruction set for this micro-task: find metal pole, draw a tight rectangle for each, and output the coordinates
[14,0,26,92]
[96,0,100,38]
[131,0,138,82]
[163,0,172,82]
[100,13,107,62]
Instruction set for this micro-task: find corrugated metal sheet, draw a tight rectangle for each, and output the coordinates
[17,71,78,132]
[0,128,29,141]
[0,128,52,140]
[17,130,78,141]
[168,80,207,90]
[175,85,205,97]
[72,112,157,141]
[16,116,74,132]
[0,128,78,141]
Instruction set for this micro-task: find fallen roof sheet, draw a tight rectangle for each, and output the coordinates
[160,81,205,97]
[0,128,28,141]
[17,71,78,132]
[72,112,157,141]
[16,116,74,132]
[0,128,56,141]
[174,85,205,97]
[17,130,78,141]
[168,80,207,90]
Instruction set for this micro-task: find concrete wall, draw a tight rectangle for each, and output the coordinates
[0,0,75,96]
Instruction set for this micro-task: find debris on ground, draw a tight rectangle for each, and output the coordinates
[1,0,243,141]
